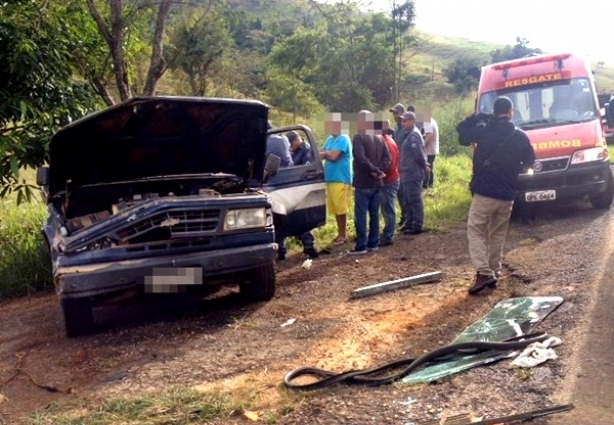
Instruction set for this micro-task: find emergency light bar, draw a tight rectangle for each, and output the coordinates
[493,53,572,70]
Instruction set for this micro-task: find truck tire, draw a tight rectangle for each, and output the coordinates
[61,297,94,338]
[239,263,276,301]
[590,170,614,209]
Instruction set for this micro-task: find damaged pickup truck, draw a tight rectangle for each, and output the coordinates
[37,96,325,337]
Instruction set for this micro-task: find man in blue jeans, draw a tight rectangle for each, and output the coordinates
[379,127,400,246]
[349,111,391,255]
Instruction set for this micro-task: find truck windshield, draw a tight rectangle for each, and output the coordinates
[478,77,599,130]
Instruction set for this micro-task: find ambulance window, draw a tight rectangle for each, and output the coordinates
[542,88,554,118]
[478,92,497,113]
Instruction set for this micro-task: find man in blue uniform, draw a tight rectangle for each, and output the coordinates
[398,111,430,235]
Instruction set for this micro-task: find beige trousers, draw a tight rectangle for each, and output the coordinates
[467,194,514,276]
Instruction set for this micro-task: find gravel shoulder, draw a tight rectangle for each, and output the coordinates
[0,199,611,424]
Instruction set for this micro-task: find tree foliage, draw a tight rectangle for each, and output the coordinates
[444,57,482,95]
[491,37,542,63]
[0,0,430,202]
[0,1,98,201]
[86,0,175,101]
[167,5,233,96]
[390,0,416,103]
[268,3,400,112]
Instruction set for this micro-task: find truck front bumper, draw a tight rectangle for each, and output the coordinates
[55,243,277,298]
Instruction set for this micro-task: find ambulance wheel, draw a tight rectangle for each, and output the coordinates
[590,171,614,209]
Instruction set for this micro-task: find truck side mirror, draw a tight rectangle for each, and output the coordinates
[263,154,281,182]
[36,167,49,186]
[606,103,614,128]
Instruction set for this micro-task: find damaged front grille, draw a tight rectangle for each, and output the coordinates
[119,209,221,244]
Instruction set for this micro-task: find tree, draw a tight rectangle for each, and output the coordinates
[266,71,322,122]
[86,0,175,102]
[167,7,233,97]
[444,57,482,94]
[270,2,396,112]
[491,37,542,63]
[390,0,416,103]
[0,1,98,201]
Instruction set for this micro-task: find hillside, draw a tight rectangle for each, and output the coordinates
[402,29,614,100]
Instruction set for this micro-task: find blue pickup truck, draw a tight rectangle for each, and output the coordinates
[36,96,325,337]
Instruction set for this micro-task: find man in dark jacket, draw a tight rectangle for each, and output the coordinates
[390,103,407,226]
[288,130,313,165]
[456,96,535,294]
[399,111,429,235]
[349,110,391,254]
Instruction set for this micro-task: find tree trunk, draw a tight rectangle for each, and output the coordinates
[143,0,174,96]
[91,76,116,106]
[87,0,132,101]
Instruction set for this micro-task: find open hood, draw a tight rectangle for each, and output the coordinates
[48,96,269,197]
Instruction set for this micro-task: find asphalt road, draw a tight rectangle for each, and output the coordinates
[548,205,614,424]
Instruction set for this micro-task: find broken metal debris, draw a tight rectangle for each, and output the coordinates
[282,333,549,391]
[66,210,111,232]
[350,271,442,299]
[281,297,563,391]
[401,296,563,385]
[412,404,574,425]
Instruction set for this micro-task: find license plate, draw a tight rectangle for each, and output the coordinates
[525,190,556,202]
[144,267,203,293]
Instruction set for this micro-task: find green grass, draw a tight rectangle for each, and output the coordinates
[27,387,256,425]
[0,99,475,300]
[0,199,51,300]
[287,153,473,252]
[26,384,305,425]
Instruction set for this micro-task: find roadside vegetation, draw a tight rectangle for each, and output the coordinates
[0,171,50,300]
[0,99,473,301]
[26,386,303,425]
[3,1,614,421]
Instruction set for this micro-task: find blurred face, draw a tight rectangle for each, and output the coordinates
[392,110,402,123]
[401,117,415,131]
[290,135,303,151]
[326,119,342,136]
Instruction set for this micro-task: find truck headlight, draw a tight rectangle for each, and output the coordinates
[223,208,267,230]
[571,147,609,164]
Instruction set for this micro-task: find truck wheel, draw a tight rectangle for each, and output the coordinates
[590,171,614,209]
[61,297,94,338]
[239,263,276,301]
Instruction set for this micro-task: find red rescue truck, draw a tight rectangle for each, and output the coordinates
[477,52,614,209]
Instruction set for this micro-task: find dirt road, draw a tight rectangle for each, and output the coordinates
[1,199,613,424]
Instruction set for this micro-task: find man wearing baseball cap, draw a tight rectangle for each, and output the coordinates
[389,103,407,146]
[390,103,408,227]
[398,111,429,235]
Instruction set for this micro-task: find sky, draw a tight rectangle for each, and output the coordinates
[352,0,614,63]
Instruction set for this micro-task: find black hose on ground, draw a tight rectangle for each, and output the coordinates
[282,333,549,391]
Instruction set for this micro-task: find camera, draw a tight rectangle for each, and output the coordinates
[475,112,495,127]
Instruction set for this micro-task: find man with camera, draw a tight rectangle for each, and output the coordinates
[456,96,535,295]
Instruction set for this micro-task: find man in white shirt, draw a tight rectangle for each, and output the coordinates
[422,117,439,188]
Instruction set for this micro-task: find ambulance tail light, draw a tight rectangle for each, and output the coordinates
[571,147,609,165]
[493,53,572,70]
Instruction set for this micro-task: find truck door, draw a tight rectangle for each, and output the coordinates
[263,125,326,238]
